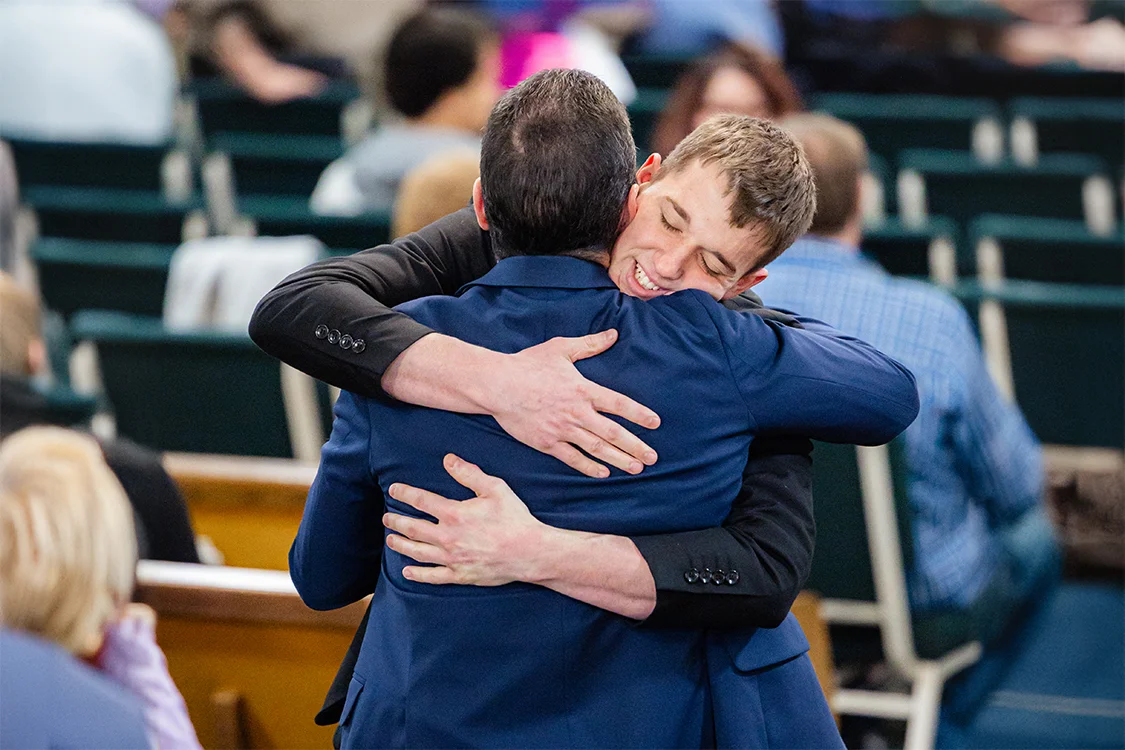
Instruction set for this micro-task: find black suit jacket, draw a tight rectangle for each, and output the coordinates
[248,208,816,724]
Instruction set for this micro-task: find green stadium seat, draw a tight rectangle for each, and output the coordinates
[897,149,1114,230]
[952,280,1125,449]
[22,186,205,244]
[863,215,958,282]
[811,94,1003,164]
[627,87,669,155]
[32,238,175,319]
[9,137,202,242]
[620,53,692,88]
[1010,97,1124,168]
[206,132,344,198]
[240,196,391,253]
[970,215,1124,287]
[807,440,981,749]
[7,138,182,194]
[189,78,360,141]
[70,311,324,459]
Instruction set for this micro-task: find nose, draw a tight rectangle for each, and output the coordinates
[651,245,689,282]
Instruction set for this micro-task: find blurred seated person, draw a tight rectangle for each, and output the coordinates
[631,0,785,58]
[310,8,500,217]
[392,148,480,238]
[0,0,176,144]
[759,114,1059,685]
[797,0,1124,72]
[0,426,200,749]
[0,272,200,563]
[186,0,420,103]
[650,42,803,157]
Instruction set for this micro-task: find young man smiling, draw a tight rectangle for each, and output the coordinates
[251,78,917,740]
[283,69,915,747]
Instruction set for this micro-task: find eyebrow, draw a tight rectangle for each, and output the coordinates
[664,197,737,275]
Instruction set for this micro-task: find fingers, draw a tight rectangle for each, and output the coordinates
[442,454,507,496]
[387,482,453,518]
[590,384,661,431]
[385,532,448,566]
[383,511,442,545]
[562,329,618,363]
[569,427,645,475]
[580,412,659,467]
[402,565,458,585]
[546,443,611,479]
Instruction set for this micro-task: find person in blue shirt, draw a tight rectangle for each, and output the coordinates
[290,71,918,748]
[758,113,1059,710]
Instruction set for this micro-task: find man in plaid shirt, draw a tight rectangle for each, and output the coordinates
[759,114,1060,689]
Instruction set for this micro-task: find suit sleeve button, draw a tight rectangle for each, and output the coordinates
[339,334,354,349]
[726,570,740,585]
[684,568,700,584]
[351,339,366,354]
[699,568,712,584]
[712,569,726,585]
[327,328,341,344]
[314,324,329,339]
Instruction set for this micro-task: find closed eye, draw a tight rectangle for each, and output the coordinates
[701,256,724,277]
[660,213,681,234]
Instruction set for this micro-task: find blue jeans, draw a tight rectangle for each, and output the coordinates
[936,506,1062,722]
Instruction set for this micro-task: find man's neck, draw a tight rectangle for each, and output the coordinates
[812,221,863,252]
[494,247,611,268]
[408,99,473,134]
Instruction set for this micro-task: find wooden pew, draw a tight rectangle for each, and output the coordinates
[164,453,314,570]
[136,561,364,749]
[139,560,838,747]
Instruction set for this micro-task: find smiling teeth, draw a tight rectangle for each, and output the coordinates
[635,264,662,291]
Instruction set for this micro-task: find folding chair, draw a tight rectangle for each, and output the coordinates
[808,440,982,750]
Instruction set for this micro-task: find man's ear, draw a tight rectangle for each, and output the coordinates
[635,153,662,186]
[722,267,769,300]
[472,178,489,231]
[619,182,641,229]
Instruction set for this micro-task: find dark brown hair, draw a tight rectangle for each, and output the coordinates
[651,42,804,158]
[480,69,635,258]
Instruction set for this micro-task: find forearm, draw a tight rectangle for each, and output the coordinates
[212,14,277,85]
[249,208,492,396]
[381,333,506,415]
[528,526,657,620]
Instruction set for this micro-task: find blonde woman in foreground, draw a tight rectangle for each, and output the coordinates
[0,426,200,749]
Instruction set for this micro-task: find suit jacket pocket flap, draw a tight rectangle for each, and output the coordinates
[340,674,366,728]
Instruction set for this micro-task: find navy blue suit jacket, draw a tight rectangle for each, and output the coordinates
[291,256,917,748]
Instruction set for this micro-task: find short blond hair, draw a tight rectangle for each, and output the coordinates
[781,113,868,236]
[658,114,816,269]
[0,271,41,377]
[393,149,481,238]
[0,427,136,655]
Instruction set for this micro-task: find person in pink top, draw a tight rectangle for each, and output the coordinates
[0,427,200,749]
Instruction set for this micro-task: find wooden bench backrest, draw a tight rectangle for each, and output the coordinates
[164,453,315,570]
[136,561,364,748]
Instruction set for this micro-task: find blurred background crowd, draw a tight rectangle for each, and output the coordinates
[0,0,1121,748]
